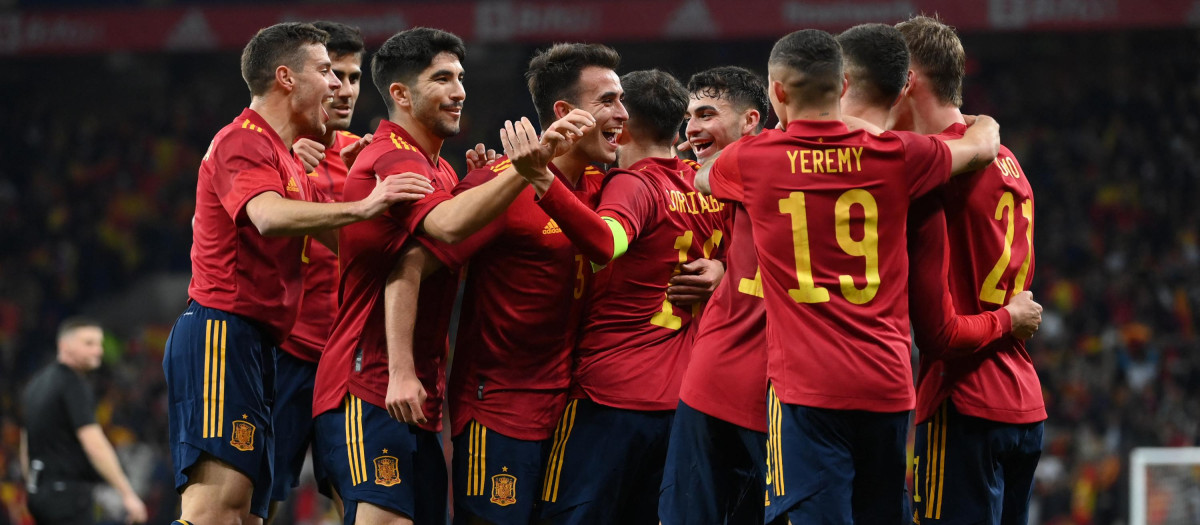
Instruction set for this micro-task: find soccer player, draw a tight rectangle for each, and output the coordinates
[411,43,619,525]
[268,21,364,522]
[701,29,1000,524]
[163,23,433,525]
[658,66,771,525]
[892,16,1046,525]
[509,69,728,524]
[309,27,551,525]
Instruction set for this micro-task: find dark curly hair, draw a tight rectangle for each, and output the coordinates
[687,66,769,132]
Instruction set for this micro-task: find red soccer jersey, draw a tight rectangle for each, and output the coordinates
[572,157,729,411]
[912,123,1045,425]
[282,131,359,362]
[311,120,456,432]
[708,119,951,412]
[428,158,605,441]
[678,203,767,432]
[188,108,320,343]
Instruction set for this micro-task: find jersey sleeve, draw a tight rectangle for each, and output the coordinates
[596,171,657,243]
[536,177,617,264]
[707,140,746,203]
[908,193,1011,358]
[209,130,287,223]
[63,375,97,430]
[418,166,506,270]
[893,130,953,200]
[375,149,454,234]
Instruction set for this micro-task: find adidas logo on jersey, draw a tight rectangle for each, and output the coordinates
[286,177,300,194]
[542,219,562,235]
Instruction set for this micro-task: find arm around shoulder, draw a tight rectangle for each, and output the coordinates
[946,115,1000,176]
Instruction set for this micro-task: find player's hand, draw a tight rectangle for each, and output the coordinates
[356,173,435,219]
[342,133,373,171]
[1004,291,1043,340]
[677,139,693,153]
[843,115,883,134]
[465,143,498,171]
[294,138,326,172]
[121,491,148,524]
[386,371,428,425]
[543,109,596,157]
[667,258,726,305]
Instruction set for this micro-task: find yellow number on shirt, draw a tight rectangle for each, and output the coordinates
[300,235,312,264]
[980,192,1033,304]
[738,268,765,298]
[778,189,880,305]
[778,192,831,303]
[650,230,725,330]
[573,254,586,299]
[835,189,880,305]
[650,232,694,330]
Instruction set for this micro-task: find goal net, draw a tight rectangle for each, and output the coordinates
[1130,447,1200,525]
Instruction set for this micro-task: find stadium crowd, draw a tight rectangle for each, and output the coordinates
[0,28,1197,524]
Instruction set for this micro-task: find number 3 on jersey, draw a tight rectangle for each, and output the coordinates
[979,191,1033,305]
[777,190,880,305]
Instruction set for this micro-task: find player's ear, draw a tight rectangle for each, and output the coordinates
[276,65,294,92]
[552,100,575,120]
[770,80,788,106]
[841,75,849,99]
[900,70,915,98]
[742,109,760,136]
[390,82,411,110]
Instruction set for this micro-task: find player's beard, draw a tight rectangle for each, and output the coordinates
[414,94,462,139]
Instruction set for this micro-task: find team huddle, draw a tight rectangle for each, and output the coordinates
[163,15,1046,525]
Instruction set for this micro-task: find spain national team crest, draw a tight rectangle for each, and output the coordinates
[490,470,517,507]
[374,455,402,487]
[230,420,255,451]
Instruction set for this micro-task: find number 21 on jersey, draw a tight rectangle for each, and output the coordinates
[979,191,1033,305]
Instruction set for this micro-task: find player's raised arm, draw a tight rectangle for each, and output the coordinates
[244,172,433,237]
[944,114,1000,175]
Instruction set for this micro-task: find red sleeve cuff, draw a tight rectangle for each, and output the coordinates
[993,306,1013,335]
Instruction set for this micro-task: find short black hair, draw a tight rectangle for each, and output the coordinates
[687,66,769,132]
[311,21,365,59]
[240,22,329,97]
[620,69,688,145]
[525,43,621,127]
[58,316,101,342]
[768,29,843,105]
[837,23,909,108]
[371,27,466,108]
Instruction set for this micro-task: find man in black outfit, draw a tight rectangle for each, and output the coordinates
[20,317,147,524]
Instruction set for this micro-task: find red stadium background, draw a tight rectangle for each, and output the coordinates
[1,0,1197,523]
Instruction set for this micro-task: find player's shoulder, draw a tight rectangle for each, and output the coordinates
[372,131,434,167]
[207,117,275,161]
[332,130,362,149]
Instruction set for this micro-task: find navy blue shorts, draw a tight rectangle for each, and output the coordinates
[765,386,910,525]
[914,401,1043,525]
[313,394,446,524]
[539,398,673,525]
[660,400,767,525]
[270,351,327,502]
[451,420,549,524]
[163,301,276,518]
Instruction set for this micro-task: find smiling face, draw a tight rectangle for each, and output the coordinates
[292,43,341,137]
[324,51,363,132]
[569,66,628,164]
[409,51,466,139]
[685,92,755,164]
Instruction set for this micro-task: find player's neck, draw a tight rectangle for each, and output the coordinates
[552,150,592,186]
[841,99,891,130]
[786,102,841,123]
[392,112,445,166]
[250,96,302,147]
[911,93,965,135]
[320,128,341,148]
[616,143,675,170]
